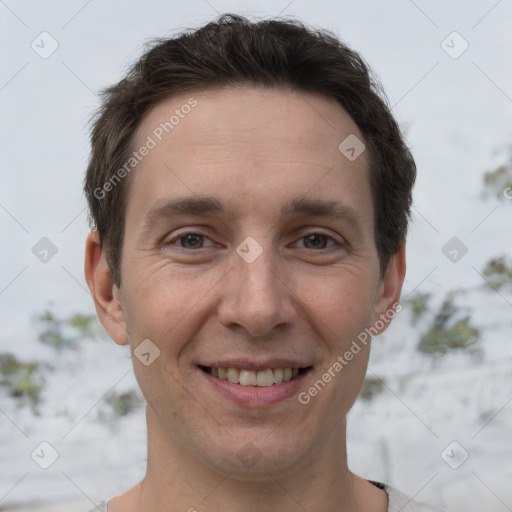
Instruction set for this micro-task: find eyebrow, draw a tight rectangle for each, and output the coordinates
[280,196,364,225]
[141,195,365,232]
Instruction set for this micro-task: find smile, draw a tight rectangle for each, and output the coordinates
[199,366,312,387]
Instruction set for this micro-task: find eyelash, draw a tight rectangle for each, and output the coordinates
[165,231,341,250]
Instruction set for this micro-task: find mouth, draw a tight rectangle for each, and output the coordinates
[198,365,313,387]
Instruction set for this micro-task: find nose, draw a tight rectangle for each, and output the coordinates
[216,245,296,338]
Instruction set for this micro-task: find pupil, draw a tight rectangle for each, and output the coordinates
[183,234,202,248]
[306,234,326,249]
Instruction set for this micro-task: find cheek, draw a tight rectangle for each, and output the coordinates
[124,260,188,324]
[293,268,375,408]
[122,262,222,356]
[296,266,377,343]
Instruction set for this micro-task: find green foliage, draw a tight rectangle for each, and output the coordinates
[106,391,144,418]
[482,255,512,290]
[68,313,98,338]
[36,307,100,350]
[418,298,480,356]
[2,307,103,408]
[0,353,45,404]
[359,376,385,401]
[38,327,74,349]
[482,145,512,199]
[403,292,431,325]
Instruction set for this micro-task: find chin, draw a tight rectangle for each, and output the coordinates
[198,431,312,480]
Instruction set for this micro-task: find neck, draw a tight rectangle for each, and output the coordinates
[115,409,385,512]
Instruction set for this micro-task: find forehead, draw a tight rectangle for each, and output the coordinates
[136,85,363,158]
[128,86,372,226]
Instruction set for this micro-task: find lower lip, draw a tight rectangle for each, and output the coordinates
[198,368,310,407]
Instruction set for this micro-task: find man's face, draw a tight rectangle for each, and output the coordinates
[106,86,402,476]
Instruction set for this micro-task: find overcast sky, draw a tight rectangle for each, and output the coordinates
[1,0,511,357]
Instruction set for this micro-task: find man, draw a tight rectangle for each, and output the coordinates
[84,14,443,512]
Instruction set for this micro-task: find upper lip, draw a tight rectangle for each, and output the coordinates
[199,358,313,372]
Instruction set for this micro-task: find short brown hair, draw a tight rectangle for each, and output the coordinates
[84,13,416,287]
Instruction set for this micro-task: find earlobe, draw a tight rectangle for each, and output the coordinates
[84,230,128,345]
[373,242,406,334]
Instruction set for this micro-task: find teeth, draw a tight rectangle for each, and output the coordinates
[239,369,256,386]
[256,369,274,387]
[227,368,240,383]
[208,366,305,386]
[273,368,283,384]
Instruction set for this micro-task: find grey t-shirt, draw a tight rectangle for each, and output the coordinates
[88,481,445,511]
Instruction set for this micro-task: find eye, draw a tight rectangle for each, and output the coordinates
[166,232,215,249]
[296,232,338,250]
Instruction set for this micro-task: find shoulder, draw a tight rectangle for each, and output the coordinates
[380,483,447,512]
[89,486,447,512]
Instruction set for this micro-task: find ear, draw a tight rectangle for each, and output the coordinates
[372,241,406,334]
[84,230,128,345]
